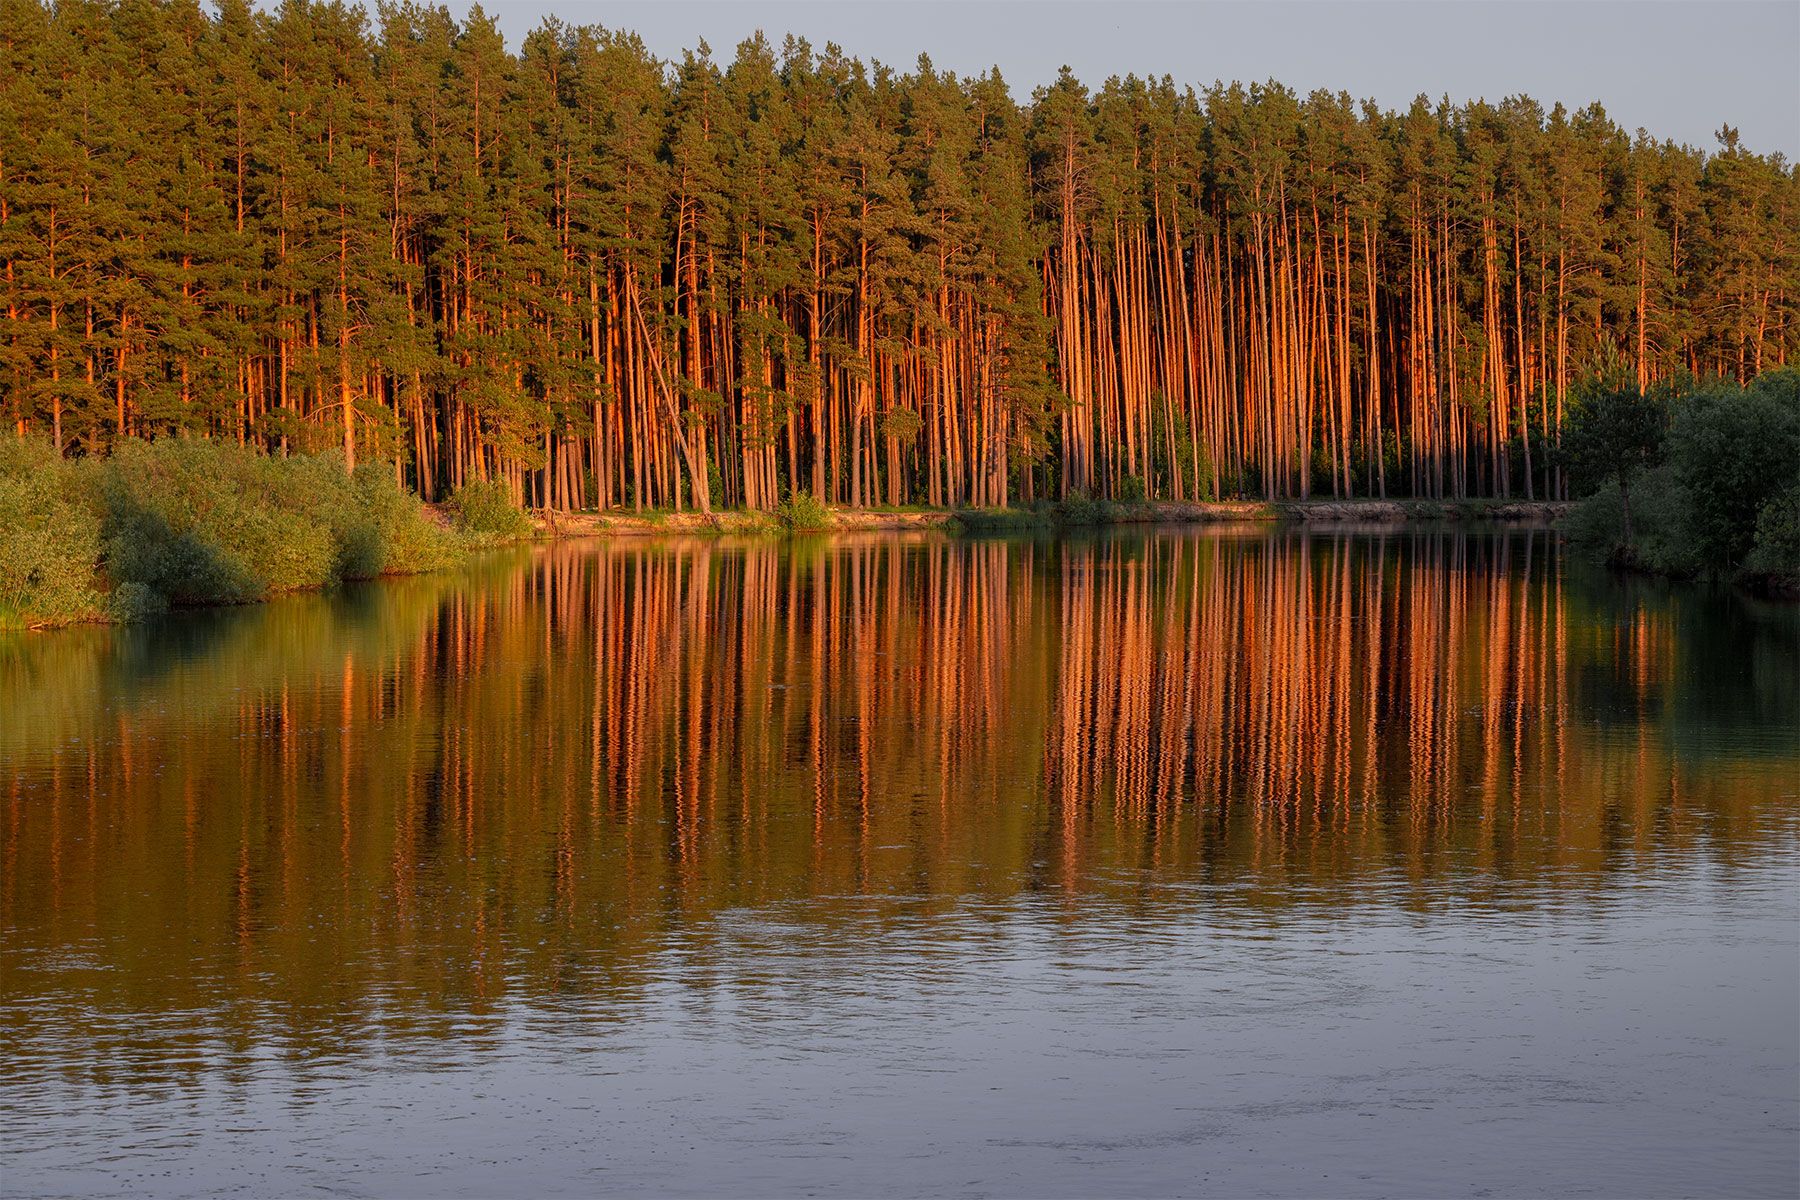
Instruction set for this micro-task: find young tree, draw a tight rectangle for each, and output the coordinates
[1559,373,1668,548]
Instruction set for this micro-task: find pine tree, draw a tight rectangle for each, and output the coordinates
[5,5,1795,509]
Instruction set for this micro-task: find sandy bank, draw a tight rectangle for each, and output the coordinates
[520,498,1572,539]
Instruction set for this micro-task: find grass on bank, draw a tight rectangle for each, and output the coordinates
[947,492,1152,532]
[1,439,531,630]
[1560,367,1800,595]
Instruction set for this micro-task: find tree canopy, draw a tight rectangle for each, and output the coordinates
[3,1,1796,510]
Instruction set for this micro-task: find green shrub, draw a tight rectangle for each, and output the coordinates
[951,506,1051,533]
[99,440,468,607]
[448,478,532,542]
[347,464,461,575]
[335,520,387,580]
[374,504,461,574]
[774,489,830,533]
[1562,369,1800,584]
[1194,446,1216,500]
[1560,480,1625,553]
[2,438,463,623]
[1055,490,1120,526]
[0,439,104,629]
[1057,490,1097,525]
[1743,476,1800,587]
[1560,467,1699,577]
[99,439,337,604]
[1668,377,1800,572]
[1116,474,1147,504]
[1558,376,1669,548]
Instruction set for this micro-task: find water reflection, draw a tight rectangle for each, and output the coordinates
[2,527,1797,1196]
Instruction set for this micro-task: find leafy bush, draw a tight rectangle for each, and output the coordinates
[1116,474,1147,505]
[1054,490,1120,526]
[107,581,168,623]
[1560,466,1699,577]
[335,520,388,581]
[1667,376,1800,572]
[774,489,830,533]
[1057,490,1097,525]
[2,438,466,624]
[951,507,1051,533]
[347,464,461,575]
[1743,476,1800,586]
[1194,446,1216,500]
[448,478,532,542]
[0,439,104,629]
[1560,479,1624,552]
[1561,369,1800,590]
[100,439,337,604]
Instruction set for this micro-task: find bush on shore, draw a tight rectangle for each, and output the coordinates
[1742,478,1800,593]
[1560,369,1800,593]
[447,478,533,543]
[1561,465,1700,577]
[1668,373,1800,574]
[3,438,468,629]
[951,493,1135,531]
[0,439,105,630]
[349,464,464,576]
[1054,490,1122,526]
[102,439,337,604]
[774,489,830,533]
[949,506,1052,533]
[102,440,463,604]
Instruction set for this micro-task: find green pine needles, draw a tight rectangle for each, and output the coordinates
[4,5,1794,514]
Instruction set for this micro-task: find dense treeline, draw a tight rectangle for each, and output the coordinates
[4,0,1797,511]
[1561,368,1800,591]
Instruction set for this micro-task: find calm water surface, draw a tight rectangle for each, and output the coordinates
[3,526,1797,1198]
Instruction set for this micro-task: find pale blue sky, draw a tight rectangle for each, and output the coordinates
[456,0,1799,158]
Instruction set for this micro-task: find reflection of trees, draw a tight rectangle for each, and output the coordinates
[3,528,1795,1079]
[1559,562,1800,753]
[1042,527,1797,893]
[0,555,515,768]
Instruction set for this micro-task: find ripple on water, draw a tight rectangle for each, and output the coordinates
[3,529,1797,1197]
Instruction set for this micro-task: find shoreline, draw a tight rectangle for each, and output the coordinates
[525,498,1575,539]
[7,498,1574,632]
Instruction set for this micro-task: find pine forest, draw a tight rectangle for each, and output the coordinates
[4,0,1797,512]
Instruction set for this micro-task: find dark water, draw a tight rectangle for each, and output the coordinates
[3,527,1797,1198]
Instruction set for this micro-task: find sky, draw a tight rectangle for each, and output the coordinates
[454,0,1800,158]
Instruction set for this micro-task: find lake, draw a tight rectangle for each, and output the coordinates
[3,525,1797,1198]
